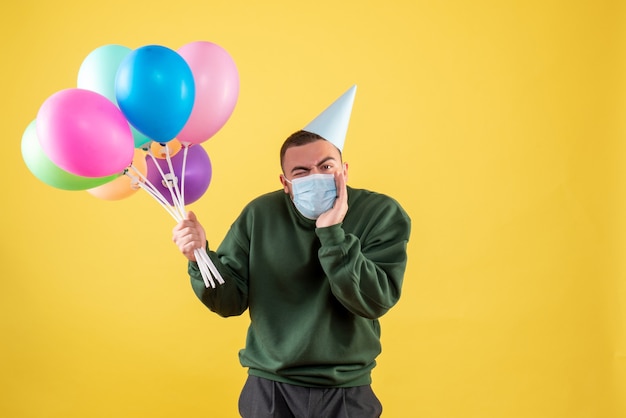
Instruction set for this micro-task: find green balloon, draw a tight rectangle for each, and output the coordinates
[21,120,118,190]
[77,44,131,102]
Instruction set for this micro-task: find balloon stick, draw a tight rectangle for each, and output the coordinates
[130,146,223,288]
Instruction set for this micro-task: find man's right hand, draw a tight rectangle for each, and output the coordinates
[172,211,206,262]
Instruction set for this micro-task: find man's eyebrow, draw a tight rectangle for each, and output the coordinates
[317,156,337,166]
[290,157,337,174]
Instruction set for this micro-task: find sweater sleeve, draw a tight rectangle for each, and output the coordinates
[316,201,411,319]
[189,228,250,317]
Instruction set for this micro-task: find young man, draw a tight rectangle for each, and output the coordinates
[172,86,411,417]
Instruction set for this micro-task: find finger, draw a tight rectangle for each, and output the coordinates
[172,219,193,235]
[177,235,200,254]
[335,171,347,201]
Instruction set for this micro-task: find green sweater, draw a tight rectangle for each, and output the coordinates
[188,186,411,388]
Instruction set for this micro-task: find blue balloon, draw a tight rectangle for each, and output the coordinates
[115,45,195,143]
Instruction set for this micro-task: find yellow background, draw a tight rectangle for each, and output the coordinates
[1,1,625,417]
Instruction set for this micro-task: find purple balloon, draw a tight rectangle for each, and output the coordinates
[145,145,212,205]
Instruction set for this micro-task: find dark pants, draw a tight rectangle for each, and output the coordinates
[238,375,383,418]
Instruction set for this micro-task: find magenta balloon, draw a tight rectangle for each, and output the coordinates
[176,41,239,145]
[145,145,212,205]
[36,88,134,177]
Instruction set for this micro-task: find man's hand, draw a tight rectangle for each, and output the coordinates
[316,169,348,228]
[172,211,206,262]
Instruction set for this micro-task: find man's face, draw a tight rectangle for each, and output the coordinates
[280,139,346,197]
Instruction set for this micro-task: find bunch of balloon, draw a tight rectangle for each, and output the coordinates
[21,41,240,289]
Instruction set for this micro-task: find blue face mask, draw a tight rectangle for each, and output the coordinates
[286,174,337,219]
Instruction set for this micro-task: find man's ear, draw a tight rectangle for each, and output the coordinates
[343,162,349,182]
[279,174,290,194]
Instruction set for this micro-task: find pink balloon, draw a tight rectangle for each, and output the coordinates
[176,41,239,145]
[36,88,134,177]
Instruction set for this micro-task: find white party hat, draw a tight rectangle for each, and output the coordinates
[303,85,356,151]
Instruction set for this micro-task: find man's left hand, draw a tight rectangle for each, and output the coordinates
[316,169,348,228]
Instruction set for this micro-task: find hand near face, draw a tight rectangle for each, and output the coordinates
[316,167,348,228]
[172,211,206,262]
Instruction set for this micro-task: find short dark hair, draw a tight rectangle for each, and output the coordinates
[279,130,341,170]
